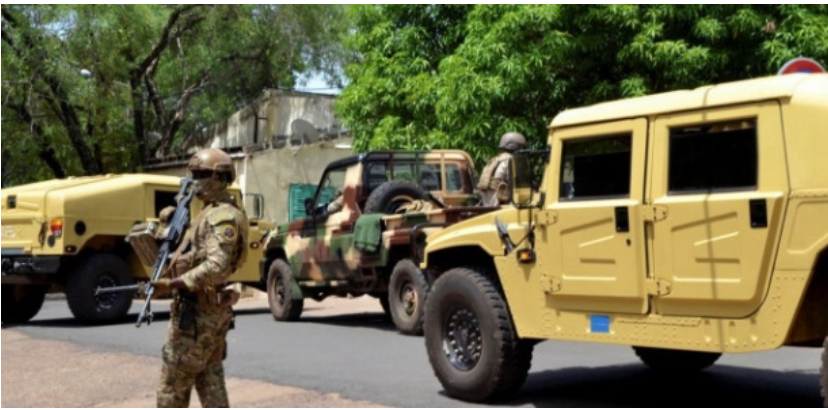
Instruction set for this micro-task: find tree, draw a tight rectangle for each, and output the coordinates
[337,5,828,166]
[2,5,348,186]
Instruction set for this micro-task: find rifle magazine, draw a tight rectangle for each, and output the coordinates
[127,222,160,267]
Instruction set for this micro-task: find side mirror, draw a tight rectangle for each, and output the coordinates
[510,154,534,206]
[304,198,315,217]
[244,194,265,220]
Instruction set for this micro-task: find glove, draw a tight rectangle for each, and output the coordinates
[150,278,173,295]
[219,285,241,307]
[158,206,176,223]
[171,254,193,276]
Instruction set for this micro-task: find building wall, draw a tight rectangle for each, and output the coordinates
[242,138,353,223]
[190,90,345,151]
[146,90,353,224]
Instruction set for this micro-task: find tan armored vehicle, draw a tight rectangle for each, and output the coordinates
[419,73,828,404]
[262,150,498,335]
[1,174,270,325]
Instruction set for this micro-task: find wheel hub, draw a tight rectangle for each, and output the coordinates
[442,307,482,371]
[401,284,417,316]
[94,275,119,309]
[275,277,287,305]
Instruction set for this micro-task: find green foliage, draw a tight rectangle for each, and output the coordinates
[337,4,828,168]
[2,5,348,186]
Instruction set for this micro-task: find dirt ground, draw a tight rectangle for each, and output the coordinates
[1,294,387,408]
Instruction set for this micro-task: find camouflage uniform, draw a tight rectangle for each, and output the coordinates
[157,150,248,408]
[477,152,513,207]
[477,132,526,207]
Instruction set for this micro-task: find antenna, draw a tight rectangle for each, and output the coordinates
[290,119,321,145]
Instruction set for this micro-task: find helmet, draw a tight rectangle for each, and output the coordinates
[498,132,526,152]
[188,148,235,201]
[188,148,235,182]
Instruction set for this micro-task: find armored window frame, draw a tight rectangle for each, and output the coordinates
[559,134,632,201]
[668,119,757,194]
[153,190,178,217]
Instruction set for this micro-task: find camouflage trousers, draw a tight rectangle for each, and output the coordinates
[157,298,233,408]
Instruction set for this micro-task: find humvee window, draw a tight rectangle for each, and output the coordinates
[154,190,178,216]
[560,134,632,200]
[669,119,757,194]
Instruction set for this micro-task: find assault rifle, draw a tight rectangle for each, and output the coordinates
[95,177,195,327]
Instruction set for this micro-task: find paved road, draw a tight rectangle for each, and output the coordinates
[2,294,824,407]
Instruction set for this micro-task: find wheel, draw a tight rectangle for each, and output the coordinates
[267,259,303,321]
[2,284,48,324]
[66,253,134,324]
[364,180,427,214]
[821,336,827,407]
[388,259,429,336]
[424,267,533,403]
[633,346,721,372]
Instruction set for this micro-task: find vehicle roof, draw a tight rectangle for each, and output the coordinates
[325,150,474,171]
[550,73,827,128]
[1,173,183,194]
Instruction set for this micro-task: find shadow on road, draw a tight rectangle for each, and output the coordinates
[2,305,393,331]
[299,312,397,333]
[232,305,397,333]
[233,307,270,317]
[489,364,823,407]
[1,311,174,329]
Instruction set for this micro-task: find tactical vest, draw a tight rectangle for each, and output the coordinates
[477,152,513,191]
[170,200,248,284]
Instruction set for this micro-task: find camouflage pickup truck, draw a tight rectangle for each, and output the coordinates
[1,174,270,325]
[261,150,498,335]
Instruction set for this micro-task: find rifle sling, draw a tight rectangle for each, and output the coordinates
[168,206,210,277]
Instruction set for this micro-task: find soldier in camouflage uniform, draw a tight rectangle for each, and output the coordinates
[151,148,249,408]
[477,132,526,206]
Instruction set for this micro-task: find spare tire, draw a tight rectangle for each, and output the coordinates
[364,180,428,214]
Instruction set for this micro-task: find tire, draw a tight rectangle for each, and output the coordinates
[66,253,134,324]
[424,267,533,403]
[388,259,429,336]
[633,346,721,372]
[821,335,827,408]
[364,180,427,214]
[2,284,48,324]
[267,259,303,321]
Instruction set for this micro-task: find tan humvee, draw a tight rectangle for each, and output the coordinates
[420,73,828,404]
[1,174,271,324]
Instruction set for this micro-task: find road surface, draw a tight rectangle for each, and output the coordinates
[2,293,823,407]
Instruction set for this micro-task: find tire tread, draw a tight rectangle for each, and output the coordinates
[425,267,533,402]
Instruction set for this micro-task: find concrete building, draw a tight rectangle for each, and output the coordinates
[144,89,354,224]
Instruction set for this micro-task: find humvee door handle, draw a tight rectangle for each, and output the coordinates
[615,206,629,232]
